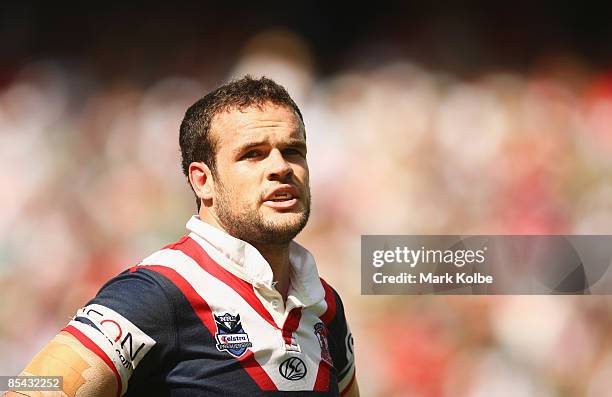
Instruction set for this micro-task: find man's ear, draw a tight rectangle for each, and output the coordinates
[188,162,214,204]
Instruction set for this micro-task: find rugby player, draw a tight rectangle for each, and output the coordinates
[6,76,359,396]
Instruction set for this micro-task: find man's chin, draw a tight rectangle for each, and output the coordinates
[263,218,306,234]
[259,213,309,240]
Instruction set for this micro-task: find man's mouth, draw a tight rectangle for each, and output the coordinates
[268,192,294,201]
[263,188,299,209]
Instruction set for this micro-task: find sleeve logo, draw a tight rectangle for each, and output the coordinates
[76,304,156,370]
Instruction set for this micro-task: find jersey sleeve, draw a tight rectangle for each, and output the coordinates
[321,280,356,394]
[62,267,177,396]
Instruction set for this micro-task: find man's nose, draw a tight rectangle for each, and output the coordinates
[266,148,293,181]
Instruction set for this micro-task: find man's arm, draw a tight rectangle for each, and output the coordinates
[3,331,117,397]
[4,268,177,397]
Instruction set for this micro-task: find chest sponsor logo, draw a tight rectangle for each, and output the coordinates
[279,357,307,381]
[314,322,333,366]
[214,312,252,357]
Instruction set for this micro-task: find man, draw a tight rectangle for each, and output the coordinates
[6,76,359,396]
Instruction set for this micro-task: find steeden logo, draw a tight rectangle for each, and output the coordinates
[279,357,307,381]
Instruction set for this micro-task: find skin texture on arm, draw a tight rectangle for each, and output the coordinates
[3,331,117,397]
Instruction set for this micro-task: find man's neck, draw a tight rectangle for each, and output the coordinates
[199,210,292,301]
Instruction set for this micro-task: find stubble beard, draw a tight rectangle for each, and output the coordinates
[213,179,311,247]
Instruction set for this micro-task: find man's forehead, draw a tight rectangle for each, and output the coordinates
[211,103,305,145]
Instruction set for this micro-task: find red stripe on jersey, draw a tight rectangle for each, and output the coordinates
[313,359,331,392]
[168,236,278,330]
[319,278,337,326]
[162,235,190,250]
[143,265,216,335]
[340,371,356,396]
[281,307,302,345]
[138,265,278,391]
[62,325,122,397]
[241,350,279,391]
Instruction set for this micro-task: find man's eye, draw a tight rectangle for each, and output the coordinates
[283,148,304,157]
[241,150,260,159]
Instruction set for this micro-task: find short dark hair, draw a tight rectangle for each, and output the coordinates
[179,75,304,210]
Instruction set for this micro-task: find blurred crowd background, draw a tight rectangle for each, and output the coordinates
[3,3,612,396]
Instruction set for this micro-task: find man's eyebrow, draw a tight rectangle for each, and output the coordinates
[285,139,307,151]
[233,141,267,155]
[233,139,307,155]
